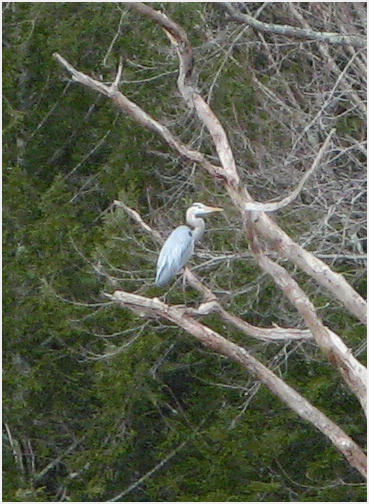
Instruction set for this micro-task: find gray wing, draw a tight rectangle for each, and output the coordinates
[155,225,194,286]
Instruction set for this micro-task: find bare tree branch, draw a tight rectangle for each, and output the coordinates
[33,439,82,483]
[219,2,366,49]
[242,128,335,211]
[53,53,227,183]
[127,2,241,191]
[253,212,367,325]
[108,289,367,480]
[110,437,190,501]
[113,200,163,244]
[288,3,366,116]
[246,220,367,412]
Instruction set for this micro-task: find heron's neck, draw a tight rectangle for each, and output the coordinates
[189,217,205,242]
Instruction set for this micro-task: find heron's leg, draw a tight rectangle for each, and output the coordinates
[182,268,190,291]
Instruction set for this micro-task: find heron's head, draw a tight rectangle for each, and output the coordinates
[188,202,223,219]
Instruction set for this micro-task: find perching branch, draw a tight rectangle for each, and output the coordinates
[114,199,366,411]
[108,289,367,479]
[218,2,366,49]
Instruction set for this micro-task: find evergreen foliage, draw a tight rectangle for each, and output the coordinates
[3,2,366,501]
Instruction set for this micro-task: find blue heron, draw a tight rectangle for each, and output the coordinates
[155,202,223,286]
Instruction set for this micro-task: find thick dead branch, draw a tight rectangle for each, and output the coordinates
[246,220,367,412]
[253,212,367,325]
[53,53,227,183]
[184,269,313,342]
[215,304,313,342]
[127,2,241,191]
[108,289,367,480]
[219,2,366,49]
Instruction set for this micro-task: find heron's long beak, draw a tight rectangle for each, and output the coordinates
[206,205,223,213]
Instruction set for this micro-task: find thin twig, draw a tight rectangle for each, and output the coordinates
[109,438,190,501]
[242,129,336,212]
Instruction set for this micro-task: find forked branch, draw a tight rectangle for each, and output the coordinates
[114,201,313,343]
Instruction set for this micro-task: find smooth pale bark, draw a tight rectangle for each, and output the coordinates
[109,290,367,480]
